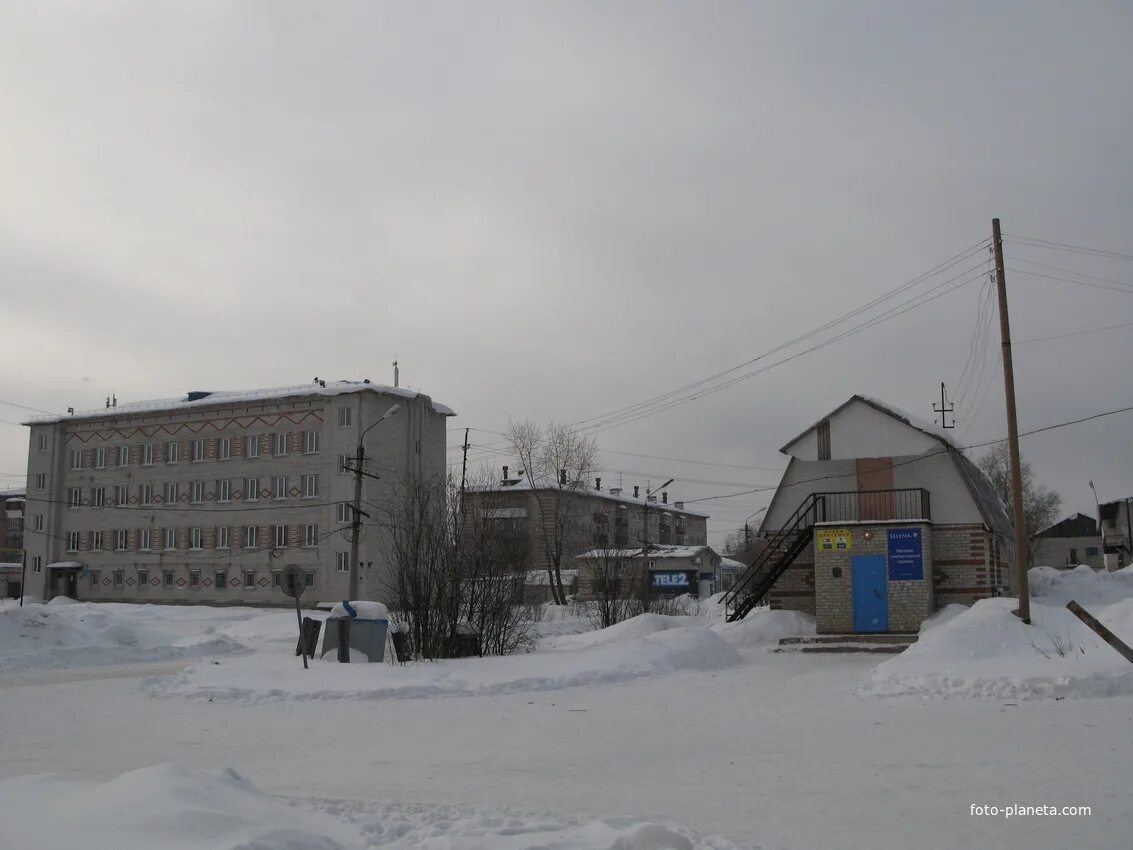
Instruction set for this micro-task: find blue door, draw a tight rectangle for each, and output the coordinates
[851,555,888,633]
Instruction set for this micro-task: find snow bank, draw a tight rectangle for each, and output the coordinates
[711,608,816,647]
[143,626,741,703]
[547,613,699,650]
[863,595,1133,700]
[1029,564,1133,607]
[0,764,736,850]
[0,602,247,672]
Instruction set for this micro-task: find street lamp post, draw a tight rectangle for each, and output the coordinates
[348,403,401,600]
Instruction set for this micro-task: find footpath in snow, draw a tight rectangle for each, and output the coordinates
[863,565,1133,700]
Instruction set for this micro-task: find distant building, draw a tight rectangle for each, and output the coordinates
[726,395,1012,633]
[1,487,25,563]
[1099,498,1132,568]
[22,382,452,604]
[1031,513,1103,569]
[575,543,721,599]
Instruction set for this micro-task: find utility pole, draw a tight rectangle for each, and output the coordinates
[933,382,955,429]
[459,428,470,497]
[349,442,365,601]
[640,478,674,609]
[992,217,1030,623]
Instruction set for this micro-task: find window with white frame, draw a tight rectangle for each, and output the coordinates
[163,570,174,587]
[303,524,318,547]
[115,529,128,550]
[66,530,80,552]
[92,486,105,508]
[336,552,349,572]
[166,441,180,464]
[304,430,319,454]
[188,570,200,587]
[338,407,352,428]
[94,447,106,469]
[217,479,231,503]
[337,454,350,474]
[189,527,203,549]
[137,569,149,589]
[165,481,179,504]
[273,524,287,548]
[245,435,259,458]
[34,472,46,490]
[165,528,177,550]
[243,569,255,588]
[34,514,44,532]
[244,525,258,548]
[68,487,82,509]
[215,570,227,591]
[274,433,288,456]
[273,475,287,500]
[33,555,42,572]
[37,433,48,452]
[117,445,130,467]
[142,444,154,466]
[336,502,352,524]
[139,528,151,550]
[245,477,260,501]
[304,572,315,588]
[113,569,124,587]
[218,436,231,460]
[190,481,205,504]
[69,449,83,470]
[91,530,103,551]
[139,484,154,506]
[115,484,129,507]
[217,526,230,549]
[302,474,318,498]
[191,439,205,463]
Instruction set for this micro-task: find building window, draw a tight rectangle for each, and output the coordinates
[90,570,100,587]
[69,449,83,470]
[139,484,154,506]
[273,524,287,548]
[338,407,352,428]
[94,447,106,469]
[33,556,42,573]
[37,433,48,452]
[338,454,350,474]
[116,529,128,550]
[303,524,318,547]
[190,481,205,504]
[304,430,319,454]
[34,513,44,532]
[1068,548,1078,564]
[189,570,200,587]
[216,570,227,591]
[165,527,177,550]
[35,472,46,490]
[243,570,255,589]
[191,439,205,463]
[1087,546,1100,557]
[113,569,124,587]
[68,487,82,509]
[274,433,288,456]
[163,570,174,587]
[817,419,831,461]
[273,476,287,500]
[189,527,203,550]
[138,528,151,550]
[115,484,129,507]
[166,441,180,464]
[66,531,80,552]
[217,526,230,549]
[244,435,259,458]
[91,530,103,551]
[142,444,155,466]
[117,445,130,467]
[245,477,260,502]
[92,486,106,508]
[302,474,318,498]
[217,479,232,503]
[218,437,231,461]
[165,482,179,505]
[272,571,281,588]
[337,502,352,524]
[137,569,149,589]
[336,552,349,573]
[304,572,315,588]
[244,526,258,548]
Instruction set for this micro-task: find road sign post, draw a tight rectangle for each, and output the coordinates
[280,565,308,669]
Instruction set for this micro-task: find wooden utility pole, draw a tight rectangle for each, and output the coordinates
[992,217,1030,623]
[459,428,470,497]
[348,442,365,601]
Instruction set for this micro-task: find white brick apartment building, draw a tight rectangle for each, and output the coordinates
[22,381,453,605]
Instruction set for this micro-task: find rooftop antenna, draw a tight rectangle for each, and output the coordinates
[112,391,117,408]
[933,382,955,429]
[393,358,399,388]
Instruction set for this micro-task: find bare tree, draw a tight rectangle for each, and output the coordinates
[580,546,643,629]
[977,443,1062,560]
[505,420,598,605]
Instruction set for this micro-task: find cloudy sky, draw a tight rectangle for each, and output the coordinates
[2,1,1131,546]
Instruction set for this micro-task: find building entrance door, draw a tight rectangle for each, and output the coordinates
[851,555,888,633]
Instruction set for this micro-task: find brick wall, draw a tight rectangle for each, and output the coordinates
[931,523,998,606]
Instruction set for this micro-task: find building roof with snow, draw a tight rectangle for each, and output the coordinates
[469,474,709,518]
[22,380,455,425]
[574,544,719,562]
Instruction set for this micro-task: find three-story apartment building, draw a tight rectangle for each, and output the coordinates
[23,381,453,604]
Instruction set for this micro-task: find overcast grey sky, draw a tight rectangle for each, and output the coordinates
[3,1,1132,546]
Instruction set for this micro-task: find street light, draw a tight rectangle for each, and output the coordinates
[348,403,401,600]
[743,507,767,549]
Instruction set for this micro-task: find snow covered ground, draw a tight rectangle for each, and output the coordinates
[2,579,1132,848]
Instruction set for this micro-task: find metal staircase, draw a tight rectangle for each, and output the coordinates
[723,493,823,622]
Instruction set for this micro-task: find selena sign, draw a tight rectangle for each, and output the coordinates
[887,528,924,581]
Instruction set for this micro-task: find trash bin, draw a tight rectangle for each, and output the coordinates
[319,600,389,663]
[390,630,412,663]
[443,622,481,658]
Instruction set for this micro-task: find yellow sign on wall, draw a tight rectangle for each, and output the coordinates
[817,528,852,552]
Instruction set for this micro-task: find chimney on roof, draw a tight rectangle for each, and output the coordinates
[662,491,668,504]
[112,394,117,407]
[502,465,509,481]
[393,360,399,388]
[633,486,640,498]
[105,396,110,409]
[595,477,601,491]
[560,469,567,486]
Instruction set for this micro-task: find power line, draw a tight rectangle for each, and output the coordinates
[1014,319,1133,345]
[0,398,58,416]
[1004,234,1133,263]
[1005,267,1133,296]
[1005,254,1133,289]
